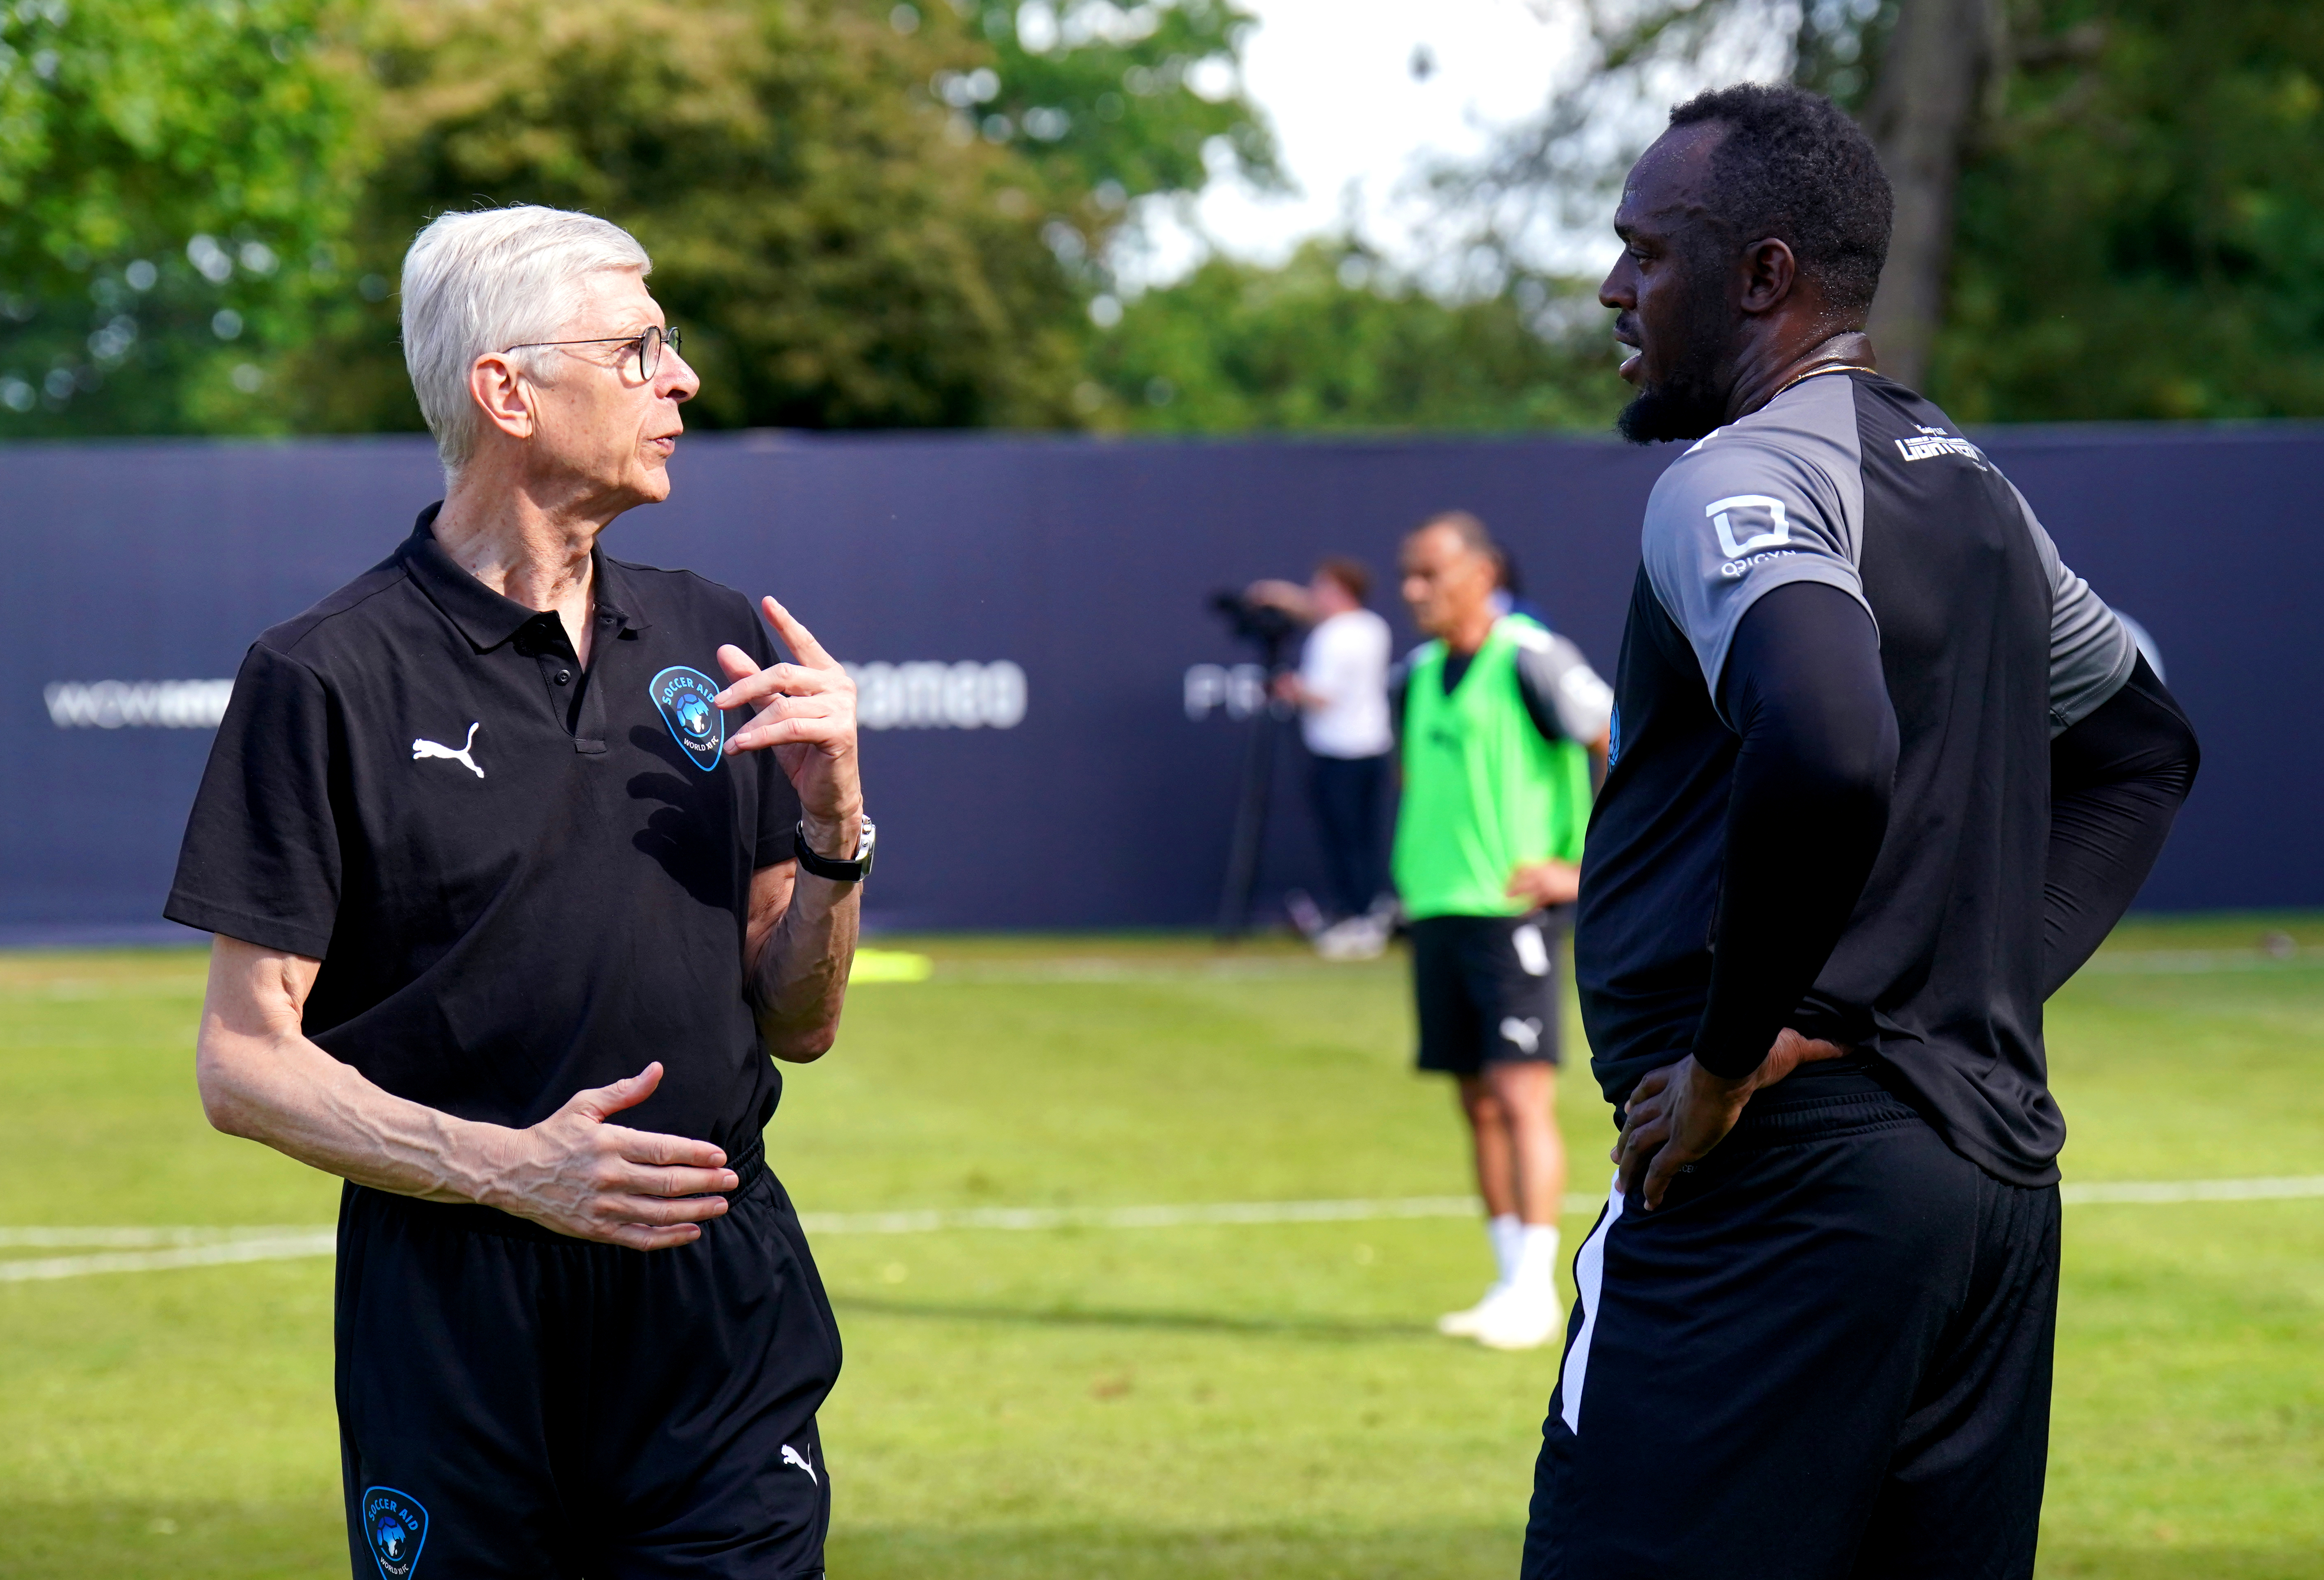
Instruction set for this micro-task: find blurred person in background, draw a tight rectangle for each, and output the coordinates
[167,205,868,1580]
[1391,511,1612,1350]
[1246,558,1396,959]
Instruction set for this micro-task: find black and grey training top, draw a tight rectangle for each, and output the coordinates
[1575,368,2140,1187]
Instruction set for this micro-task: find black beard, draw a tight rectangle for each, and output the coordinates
[1616,376,1728,444]
[1615,268,1737,444]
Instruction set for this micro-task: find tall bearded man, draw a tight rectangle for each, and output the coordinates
[1529,87,2198,1578]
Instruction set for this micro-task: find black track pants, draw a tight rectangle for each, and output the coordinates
[1524,1062,2060,1580]
[335,1145,841,1580]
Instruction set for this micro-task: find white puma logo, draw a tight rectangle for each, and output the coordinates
[411,721,484,778]
[781,1443,817,1483]
[1500,1016,1543,1055]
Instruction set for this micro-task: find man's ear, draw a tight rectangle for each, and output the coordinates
[1737,237,1797,316]
[469,353,536,442]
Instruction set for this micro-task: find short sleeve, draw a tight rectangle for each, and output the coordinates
[163,643,342,958]
[1297,620,1331,690]
[1642,438,1873,718]
[1297,616,1346,700]
[1513,628,1614,743]
[1299,611,1387,702]
[2011,483,2137,736]
[738,602,806,869]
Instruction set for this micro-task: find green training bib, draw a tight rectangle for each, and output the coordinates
[1392,618,1592,921]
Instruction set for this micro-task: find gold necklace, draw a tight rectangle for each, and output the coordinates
[1768,362,1878,401]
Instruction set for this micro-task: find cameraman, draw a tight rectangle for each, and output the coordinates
[1244,558,1394,958]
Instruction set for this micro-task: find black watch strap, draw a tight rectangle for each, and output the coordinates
[793,818,874,883]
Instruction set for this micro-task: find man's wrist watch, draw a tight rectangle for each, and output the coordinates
[794,817,875,883]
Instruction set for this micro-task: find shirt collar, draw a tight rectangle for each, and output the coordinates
[400,502,648,652]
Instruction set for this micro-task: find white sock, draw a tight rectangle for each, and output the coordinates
[1487,1214,1522,1287]
[1513,1224,1562,1294]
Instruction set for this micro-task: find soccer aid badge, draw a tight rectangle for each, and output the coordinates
[359,1486,429,1579]
[650,666,727,772]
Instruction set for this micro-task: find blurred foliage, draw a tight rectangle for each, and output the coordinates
[1933,0,2324,421]
[310,0,1077,432]
[11,0,2313,439]
[971,0,1278,205]
[301,0,1279,434]
[1,0,1275,438]
[1459,0,2324,424]
[0,0,360,436]
[1087,241,1620,434]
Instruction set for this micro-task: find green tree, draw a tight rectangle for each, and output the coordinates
[1443,0,2324,422]
[1936,0,2324,420]
[1788,0,2324,419]
[309,0,1276,434]
[1089,240,1620,433]
[0,0,360,436]
[967,0,1277,208]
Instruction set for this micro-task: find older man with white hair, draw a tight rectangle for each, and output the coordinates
[167,206,867,1579]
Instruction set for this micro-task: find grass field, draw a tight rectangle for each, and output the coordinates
[1,915,2319,1579]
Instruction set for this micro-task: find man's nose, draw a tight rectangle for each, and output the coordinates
[1599,259,1633,311]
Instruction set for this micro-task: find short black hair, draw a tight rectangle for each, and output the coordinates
[1667,83,1893,318]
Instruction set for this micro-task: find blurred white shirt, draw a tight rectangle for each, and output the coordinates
[1299,608,1393,758]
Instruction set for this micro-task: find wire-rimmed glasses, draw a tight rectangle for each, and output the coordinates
[501,325,682,381]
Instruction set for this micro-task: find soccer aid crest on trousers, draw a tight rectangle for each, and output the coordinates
[359,1487,428,1579]
[650,666,727,772]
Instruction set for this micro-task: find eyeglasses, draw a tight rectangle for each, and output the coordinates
[501,325,682,381]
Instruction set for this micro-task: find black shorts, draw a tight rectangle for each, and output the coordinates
[1411,910,1566,1074]
[334,1142,841,1580]
[1524,1062,2060,1580]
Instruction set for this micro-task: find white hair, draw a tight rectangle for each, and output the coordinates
[399,205,653,480]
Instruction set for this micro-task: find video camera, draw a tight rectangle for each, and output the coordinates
[1206,589,1300,663]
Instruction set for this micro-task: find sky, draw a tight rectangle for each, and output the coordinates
[1117,0,1601,290]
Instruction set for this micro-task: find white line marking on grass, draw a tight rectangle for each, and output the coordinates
[2057,1176,2324,1204]
[2078,947,2324,974]
[0,1225,328,1249]
[928,959,1394,985]
[0,1232,334,1282]
[7,1177,2322,1280]
[795,1196,1499,1234]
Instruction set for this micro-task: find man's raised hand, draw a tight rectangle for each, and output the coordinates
[714,596,862,851]
[481,1062,737,1250]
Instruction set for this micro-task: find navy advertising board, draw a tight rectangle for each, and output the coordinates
[0,426,2312,937]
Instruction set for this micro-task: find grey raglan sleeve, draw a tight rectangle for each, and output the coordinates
[2012,482,2138,736]
[1511,629,1614,743]
[1641,435,1872,720]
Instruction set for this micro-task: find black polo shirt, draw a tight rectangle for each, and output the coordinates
[166,506,802,1158]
